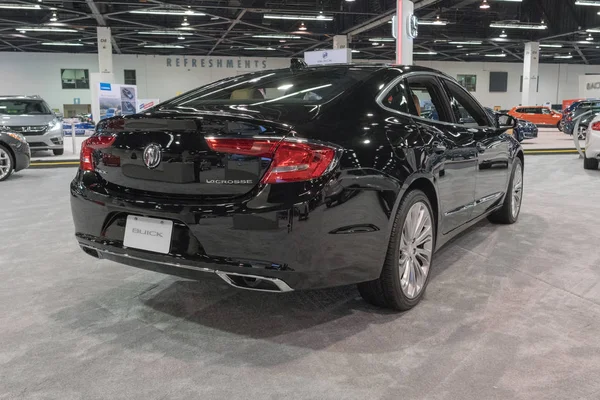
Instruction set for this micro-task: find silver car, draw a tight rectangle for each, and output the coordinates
[0,95,64,156]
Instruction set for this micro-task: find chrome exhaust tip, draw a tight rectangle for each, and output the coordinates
[215,271,293,293]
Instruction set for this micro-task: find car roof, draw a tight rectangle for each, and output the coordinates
[0,95,44,100]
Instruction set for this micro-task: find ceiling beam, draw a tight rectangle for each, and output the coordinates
[423,0,480,18]
[573,44,589,64]
[208,9,247,56]
[0,39,23,52]
[86,0,121,54]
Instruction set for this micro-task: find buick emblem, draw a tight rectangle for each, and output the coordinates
[143,143,162,169]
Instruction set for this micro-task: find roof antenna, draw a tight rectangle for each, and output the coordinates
[290,58,308,71]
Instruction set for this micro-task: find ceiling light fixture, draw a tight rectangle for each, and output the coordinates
[16,27,77,32]
[298,21,307,30]
[264,14,333,21]
[252,34,302,39]
[485,53,507,57]
[576,0,600,5]
[49,12,58,22]
[449,40,482,45]
[130,9,205,16]
[351,49,360,53]
[499,30,507,38]
[144,44,185,48]
[372,42,380,46]
[414,51,438,55]
[177,35,185,40]
[368,37,395,42]
[554,53,573,59]
[42,42,83,46]
[243,47,276,50]
[480,0,490,9]
[0,3,42,9]
[539,43,563,47]
[490,22,547,30]
[418,17,449,26]
[587,33,594,41]
[181,17,189,26]
[138,30,193,35]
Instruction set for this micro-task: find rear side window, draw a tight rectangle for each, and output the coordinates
[381,80,411,114]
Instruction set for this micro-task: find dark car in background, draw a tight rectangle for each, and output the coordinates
[485,108,537,142]
[562,100,600,140]
[70,64,523,311]
[0,129,31,181]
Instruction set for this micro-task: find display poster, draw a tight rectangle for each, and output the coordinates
[98,82,138,120]
[137,98,160,112]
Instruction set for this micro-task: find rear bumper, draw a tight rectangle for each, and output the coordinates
[586,129,600,158]
[70,173,393,291]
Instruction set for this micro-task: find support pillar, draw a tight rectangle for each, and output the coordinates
[522,42,540,105]
[97,27,113,74]
[333,35,348,50]
[395,0,414,65]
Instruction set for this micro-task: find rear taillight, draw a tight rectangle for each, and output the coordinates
[80,135,116,171]
[205,138,278,157]
[206,138,336,184]
[263,141,336,184]
[591,122,600,131]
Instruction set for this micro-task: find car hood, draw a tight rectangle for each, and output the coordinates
[0,114,56,127]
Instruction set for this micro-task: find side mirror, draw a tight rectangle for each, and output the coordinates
[496,113,517,129]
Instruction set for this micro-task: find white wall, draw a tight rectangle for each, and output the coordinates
[0,52,289,112]
[414,60,600,109]
[2,51,600,112]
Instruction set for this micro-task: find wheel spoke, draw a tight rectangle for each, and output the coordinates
[398,201,434,299]
[414,224,432,247]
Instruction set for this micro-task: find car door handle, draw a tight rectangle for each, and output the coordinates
[476,142,486,153]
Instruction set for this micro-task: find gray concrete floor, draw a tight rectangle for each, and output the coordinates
[2,156,600,400]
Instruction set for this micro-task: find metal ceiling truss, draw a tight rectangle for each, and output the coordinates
[0,0,598,63]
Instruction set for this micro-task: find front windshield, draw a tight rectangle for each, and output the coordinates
[162,67,373,109]
[0,99,52,115]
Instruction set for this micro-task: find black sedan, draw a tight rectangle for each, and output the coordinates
[70,64,524,311]
[0,129,31,181]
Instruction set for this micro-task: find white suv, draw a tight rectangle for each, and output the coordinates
[584,115,600,170]
[0,96,64,156]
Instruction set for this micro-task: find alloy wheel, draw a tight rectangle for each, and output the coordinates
[578,127,587,141]
[399,202,433,299]
[512,163,523,219]
[0,148,11,180]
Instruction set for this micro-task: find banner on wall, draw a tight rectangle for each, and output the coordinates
[97,82,138,120]
[137,99,160,112]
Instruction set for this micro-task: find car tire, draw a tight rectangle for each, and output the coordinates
[584,156,599,170]
[557,122,561,130]
[488,157,523,224]
[0,144,14,182]
[53,149,64,156]
[358,189,435,311]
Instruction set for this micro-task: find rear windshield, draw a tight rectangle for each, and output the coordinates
[161,67,373,109]
[0,99,52,115]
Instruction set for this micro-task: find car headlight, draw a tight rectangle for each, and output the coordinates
[6,132,26,143]
[48,118,61,130]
